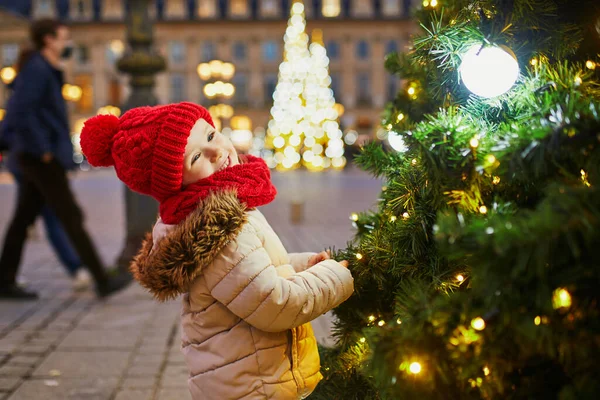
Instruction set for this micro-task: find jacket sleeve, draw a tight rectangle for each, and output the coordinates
[10,60,52,155]
[204,226,354,333]
[288,252,316,273]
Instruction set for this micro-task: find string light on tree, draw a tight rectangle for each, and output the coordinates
[552,288,572,309]
[387,130,408,152]
[459,44,520,98]
[471,317,486,331]
[409,362,422,374]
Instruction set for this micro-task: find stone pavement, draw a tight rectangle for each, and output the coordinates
[0,167,382,400]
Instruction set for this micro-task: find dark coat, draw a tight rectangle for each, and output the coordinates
[0,52,74,170]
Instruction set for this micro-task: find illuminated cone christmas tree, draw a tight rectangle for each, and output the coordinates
[266,1,345,171]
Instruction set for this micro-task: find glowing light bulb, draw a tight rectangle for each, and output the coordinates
[460,45,519,98]
[483,366,490,376]
[356,253,363,260]
[368,315,376,322]
[471,317,486,331]
[402,212,410,219]
[470,137,479,148]
[586,60,596,70]
[0,66,16,84]
[378,320,385,327]
[351,213,359,221]
[411,159,417,166]
[390,216,397,222]
[492,176,501,185]
[396,113,405,122]
[407,87,416,96]
[409,362,422,374]
[359,337,366,343]
[552,288,572,309]
[479,206,488,214]
[456,274,465,282]
[534,316,541,325]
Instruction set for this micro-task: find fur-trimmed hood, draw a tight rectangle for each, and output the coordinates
[130,190,248,301]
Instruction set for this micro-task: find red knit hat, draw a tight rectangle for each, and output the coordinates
[80,102,213,202]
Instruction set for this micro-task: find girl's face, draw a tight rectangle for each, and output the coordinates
[182,119,239,186]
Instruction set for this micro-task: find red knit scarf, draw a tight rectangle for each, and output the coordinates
[159,155,277,225]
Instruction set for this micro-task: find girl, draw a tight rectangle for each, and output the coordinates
[80,102,354,399]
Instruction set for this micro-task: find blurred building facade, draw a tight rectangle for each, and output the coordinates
[0,0,417,140]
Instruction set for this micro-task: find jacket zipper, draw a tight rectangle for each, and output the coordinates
[287,328,302,391]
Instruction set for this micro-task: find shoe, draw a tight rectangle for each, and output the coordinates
[96,272,133,298]
[0,284,39,300]
[72,268,92,291]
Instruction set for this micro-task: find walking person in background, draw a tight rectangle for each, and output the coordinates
[0,50,92,292]
[0,18,131,300]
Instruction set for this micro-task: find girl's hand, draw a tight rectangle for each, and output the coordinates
[307,250,331,267]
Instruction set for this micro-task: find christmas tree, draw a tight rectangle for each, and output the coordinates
[314,0,600,399]
[266,1,344,171]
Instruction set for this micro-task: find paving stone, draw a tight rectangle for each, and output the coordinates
[7,355,41,366]
[57,329,139,350]
[121,376,156,389]
[33,351,130,378]
[157,388,192,400]
[6,377,118,400]
[114,389,154,400]
[0,364,32,377]
[0,377,21,391]
[19,343,51,355]
[126,365,161,377]
[161,365,189,388]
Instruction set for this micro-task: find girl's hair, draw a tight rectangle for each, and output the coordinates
[16,18,66,72]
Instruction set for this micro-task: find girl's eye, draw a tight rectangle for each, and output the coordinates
[192,153,201,165]
[208,132,215,142]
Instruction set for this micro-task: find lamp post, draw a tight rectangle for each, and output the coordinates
[197,60,236,129]
[114,0,166,271]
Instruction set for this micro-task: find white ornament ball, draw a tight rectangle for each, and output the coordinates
[459,44,519,98]
[387,131,407,153]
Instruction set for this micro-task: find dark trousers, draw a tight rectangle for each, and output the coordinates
[0,154,108,288]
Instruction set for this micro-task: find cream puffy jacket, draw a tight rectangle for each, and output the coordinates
[132,191,354,399]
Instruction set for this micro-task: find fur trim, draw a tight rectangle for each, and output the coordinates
[130,190,248,301]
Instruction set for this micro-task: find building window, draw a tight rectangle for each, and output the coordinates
[232,72,248,106]
[229,0,250,18]
[260,0,279,18]
[356,40,370,60]
[198,0,218,18]
[38,0,53,15]
[74,74,93,113]
[262,41,279,62]
[357,72,371,105]
[76,45,89,65]
[385,40,398,55]
[330,72,340,99]
[201,42,216,62]
[169,41,185,64]
[170,74,185,103]
[322,0,341,17]
[325,40,340,60]
[382,0,402,16]
[70,0,93,19]
[232,41,247,61]
[351,0,374,17]
[264,73,278,105]
[2,44,19,66]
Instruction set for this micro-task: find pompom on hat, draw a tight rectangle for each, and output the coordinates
[80,102,213,202]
